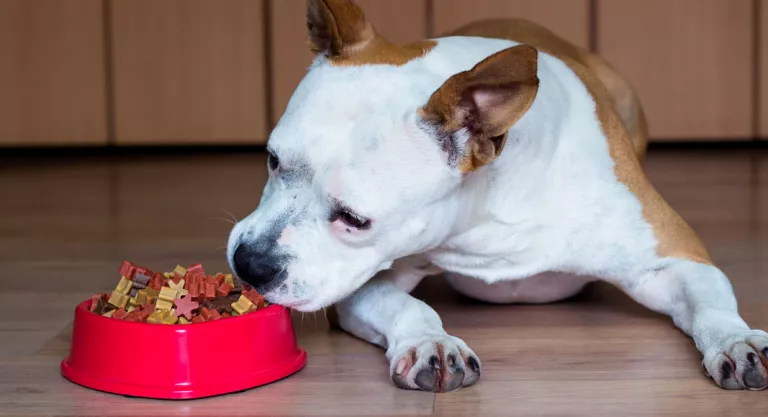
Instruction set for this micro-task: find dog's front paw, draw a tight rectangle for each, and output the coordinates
[702,330,768,390]
[387,334,480,392]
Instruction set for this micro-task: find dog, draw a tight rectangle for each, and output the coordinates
[227,0,768,392]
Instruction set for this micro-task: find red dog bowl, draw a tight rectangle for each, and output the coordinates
[61,299,306,399]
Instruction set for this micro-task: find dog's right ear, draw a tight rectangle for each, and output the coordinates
[306,0,374,58]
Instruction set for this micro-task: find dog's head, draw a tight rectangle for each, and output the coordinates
[228,0,539,311]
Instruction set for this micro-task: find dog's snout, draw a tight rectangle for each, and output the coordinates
[233,244,282,290]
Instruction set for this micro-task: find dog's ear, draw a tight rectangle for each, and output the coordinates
[306,0,374,58]
[420,45,540,173]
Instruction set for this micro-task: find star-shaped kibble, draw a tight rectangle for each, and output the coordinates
[174,296,199,320]
[168,279,189,297]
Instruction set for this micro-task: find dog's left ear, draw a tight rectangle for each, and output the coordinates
[420,45,540,173]
[306,0,374,58]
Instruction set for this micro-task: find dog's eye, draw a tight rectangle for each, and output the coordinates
[267,151,279,171]
[334,209,371,230]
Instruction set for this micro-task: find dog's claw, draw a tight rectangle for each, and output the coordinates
[389,335,480,392]
[702,330,768,390]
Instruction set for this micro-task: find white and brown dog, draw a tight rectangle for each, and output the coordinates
[228,0,768,392]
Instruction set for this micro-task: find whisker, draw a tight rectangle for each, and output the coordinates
[220,208,239,223]
[213,217,237,225]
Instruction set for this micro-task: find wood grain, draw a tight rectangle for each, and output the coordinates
[269,0,427,122]
[0,0,107,146]
[1,148,767,415]
[432,0,590,48]
[111,0,267,145]
[597,0,753,140]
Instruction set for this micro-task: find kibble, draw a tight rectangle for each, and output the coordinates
[89,261,267,324]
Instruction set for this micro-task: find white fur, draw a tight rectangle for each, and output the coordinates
[229,35,765,391]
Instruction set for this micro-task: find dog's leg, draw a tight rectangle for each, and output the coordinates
[335,259,481,392]
[613,259,768,390]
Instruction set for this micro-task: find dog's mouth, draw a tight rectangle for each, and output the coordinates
[271,297,319,313]
[262,286,316,312]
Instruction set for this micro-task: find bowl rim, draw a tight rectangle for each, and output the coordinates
[77,298,287,328]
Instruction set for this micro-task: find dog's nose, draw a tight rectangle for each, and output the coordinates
[232,244,281,289]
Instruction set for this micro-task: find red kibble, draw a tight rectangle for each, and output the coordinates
[186,263,205,280]
[222,312,231,318]
[205,275,216,285]
[174,296,199,320]
[243,289,266,308]
[191,315,205,323]
[214,273,225,285]
[118,261,138,279]
[204,283,216,300]
[150,280,162,291]
[123,309,143,322]
[188,283,200,299]
[172,272,183,284]
[216,282,232,297]
[112,307,128,320]
[89,294,102,312]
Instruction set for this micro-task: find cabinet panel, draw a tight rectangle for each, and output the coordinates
[598,0,753,140]
[0,0,107,146]
[433,0,590,48]
[112,0,267,144]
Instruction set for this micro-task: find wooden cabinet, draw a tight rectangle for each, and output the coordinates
[0,0,107,146]
[0,1,765,147]
[760,0,768,139]
[270,0,427,124]
[111,0,267,145]
[597,0,753,140]
[432,0,590,49]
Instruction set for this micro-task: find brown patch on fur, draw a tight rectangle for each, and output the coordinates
[330,37,437,67]
[306,0,435,67]
[448,19,710,263]
[449,19,648,163]
[420,45,540,172]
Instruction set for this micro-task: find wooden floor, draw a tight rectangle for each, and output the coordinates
[1,148,767,416]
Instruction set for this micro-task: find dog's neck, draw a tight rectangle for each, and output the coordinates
[417,37,610,260]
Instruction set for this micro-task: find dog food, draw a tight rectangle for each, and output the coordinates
[89,261,266,324]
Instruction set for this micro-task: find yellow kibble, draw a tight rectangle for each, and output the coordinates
[173,265,187,277]
[107,291,129,308]
[155,299,173,311]
[115,276,134,295]
[159,286,177,302]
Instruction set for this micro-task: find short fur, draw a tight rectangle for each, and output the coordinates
[229,0,768,392]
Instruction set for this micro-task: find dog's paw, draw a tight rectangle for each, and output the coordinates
[702,330,768,390]
[387,334,480,392]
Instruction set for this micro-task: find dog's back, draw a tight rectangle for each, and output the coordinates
[448,19,648,162]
